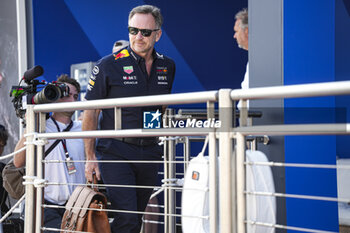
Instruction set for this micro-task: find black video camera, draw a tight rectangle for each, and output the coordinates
[10,65,70,119]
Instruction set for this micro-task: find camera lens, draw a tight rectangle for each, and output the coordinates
[32,85,61,104]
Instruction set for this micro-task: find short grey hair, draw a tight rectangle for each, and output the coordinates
[235,8,248,29]
[129,5,163,29]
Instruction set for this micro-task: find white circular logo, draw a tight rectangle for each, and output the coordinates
[92,66,99,75]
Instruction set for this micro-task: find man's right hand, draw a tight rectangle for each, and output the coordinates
[85,159,101,183]
[82,109,102,183]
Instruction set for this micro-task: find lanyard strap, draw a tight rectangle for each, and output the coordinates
[50,117,73,158]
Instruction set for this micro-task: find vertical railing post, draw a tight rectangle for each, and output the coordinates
[16,0,28,137]
[239,100,248,127]
[236,132,246,233]
[207,101,218,233]
[183,136,190,174]
[167,109,176,233]
[218,89,235,233]
[24,105,35,233]
[163,109,176,233]
[163,110,169,233]
[114,107,121,130]
[35,113,46,233]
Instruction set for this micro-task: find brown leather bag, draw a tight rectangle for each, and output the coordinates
[61,185,111,233]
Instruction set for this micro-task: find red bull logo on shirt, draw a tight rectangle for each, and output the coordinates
[156,67,168,74]
[114,49,130,61]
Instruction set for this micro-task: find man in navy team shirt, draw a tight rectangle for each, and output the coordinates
[82,5,175,233]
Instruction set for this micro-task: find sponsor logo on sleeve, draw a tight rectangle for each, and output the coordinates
[90,74,96,81]
[87,73,97,91]
[92,66,99,75]
[89,79,95,86]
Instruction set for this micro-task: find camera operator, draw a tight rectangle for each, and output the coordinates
[13,74,86,232]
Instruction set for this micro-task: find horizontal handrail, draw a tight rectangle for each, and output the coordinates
[234,123,350,135]
[32,123,350,140]
[36,128,214,139]
[176,109,263,119]
[231,80,350,100]
[23,80,350,233]
[33,91,218,112]
[32,81,350,113]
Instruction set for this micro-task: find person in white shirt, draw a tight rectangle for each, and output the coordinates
[234,8,249,108]
[14,74,86,232]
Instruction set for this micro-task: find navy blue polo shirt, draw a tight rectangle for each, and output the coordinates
[85,47,175,130]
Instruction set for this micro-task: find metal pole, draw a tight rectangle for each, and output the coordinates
[207,101,218,233]
[218,89,234,233]
[163,110,169,233]
[35,113,46,233]
[230,80,350,100]
[114,107,121,130]
[239,100,248,127]
[233,123,350,136]
[183,136,190,173]
[16,0,28,137]
[209,131,217,233]
[33,91,219,112]
[167,109,176,233]
[236,133,246,233]
[24,105,35,233]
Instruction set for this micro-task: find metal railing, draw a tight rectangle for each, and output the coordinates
[19,80,350,233]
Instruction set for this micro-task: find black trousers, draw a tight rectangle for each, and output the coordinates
[96,139,161,233]
[43,200,66,233]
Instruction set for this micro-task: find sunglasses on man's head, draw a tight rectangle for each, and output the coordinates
[128,26,159,37]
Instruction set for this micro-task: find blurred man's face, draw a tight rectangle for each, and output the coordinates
[233,19,248,50]
[128,13,162,57]
[57,83,79,117]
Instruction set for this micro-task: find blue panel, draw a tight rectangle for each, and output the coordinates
[64,0,206,92]
[32,0,100,82]
[284,0,338,232]
[63,0,138,57]
[65,0,248,92]
[156,32,205,92]
[145,0,248,91]
[33,0,248,94]
[335,0,350,158]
